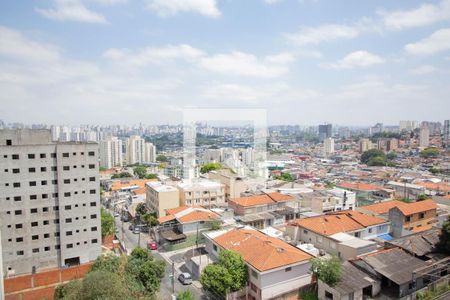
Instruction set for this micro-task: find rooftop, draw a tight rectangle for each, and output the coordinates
[229,192,294,207]
[385,228,440,257]
[158,206,220,224]
[338,182,384,192]
[111,179,156,191]
[359,200,406,214]
[146,181,178,192]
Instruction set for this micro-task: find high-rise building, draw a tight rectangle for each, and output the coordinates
[0,129,101,275]
[359,138,373,153]
[144,142,156,163]
[444,120,450,148]
[324,138,335,155]
[318,124,332,141]
[126,135,145,165]
[399,120,419,132]
[99,137,123,169]
[419,126,430,148]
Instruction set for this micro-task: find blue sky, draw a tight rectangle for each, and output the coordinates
[0,0,449,126]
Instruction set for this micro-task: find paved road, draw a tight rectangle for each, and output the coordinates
[112,214,205,300]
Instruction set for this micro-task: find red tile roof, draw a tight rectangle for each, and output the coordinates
[395,199,437,216]
[338,182,384,192]
[229,192,293,207]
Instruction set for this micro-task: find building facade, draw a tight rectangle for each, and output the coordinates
[99,137,123,169]
[0,129,101,275]
[146,181,180,217]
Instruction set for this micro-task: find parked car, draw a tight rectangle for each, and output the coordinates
[133,227,140,234]
[147,241,157,250]
[178,273,192,285]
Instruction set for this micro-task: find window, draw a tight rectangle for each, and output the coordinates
[51,153,56,158]
[285,267,292,272]
[29,167,36,173]
[251,270,258,278]
[4,169,8,172]
[43,220,49,225]
[354,232,360,238]
[406,216,411,222]
[44,246,50,251]
[91,227,97,231]
[90,214,97,219]
[63,166,69,171]
[14,196,21,201]
[15,210,22,215]
[31,222,38,227]
[91,239,98,244]
[64,192,71,197]
[40,153,46,158]
[90,202,97,207]
[52,193,58,198]
[90,189,96,194]
[62,153,69,158]
[66,231,73,236]
[54,219,60,224]
[12,154,19,160]
[40,167,47,172]
[89,177,95,182]
[368,228,373,233]
[53,206,59,211]
[12,168,19,174]
[325,291,334,300]
[419,213,425,219]
[65,205,71,210]
[65,218,72,223]
[17,250,24,256]
[55,232,60,237]
[51,166,57,171]
[14,182,21,187]
[32,248,39,253]
[41,180,47,185]
[32,235,39,240]
[29,181,36,187]
[52,180,57,184]
[67,244,73,249]
[213,244,217,251]
[31,208,38,213]
[43,233,49,238]
[89,164,95,169]
[6,139,12,146]
[28,154,35,159]
[42,194,48,199]
[88,151,95,156]
[16,237,23,242]
[64,179,70,184]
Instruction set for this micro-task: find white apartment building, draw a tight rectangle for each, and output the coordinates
[0,129,101,276]
[359,138,374,153]
[178,179,225,207]
[146,181,180,217]
[399,120,419,132]
[419,127,430,148]
[324,137,335,156]
[144,142,156,163]
[99,137,123,169]
[126,135,156,165]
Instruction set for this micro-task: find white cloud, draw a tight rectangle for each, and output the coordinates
[321,51,384,69]
[264,52,295,64]
[200,51,292,78]
[36,0,108,24]
[284,24,362,46]
[405,28,450,55]
[409,65,437,75]
[379,0,450,30]
[0,26,60,62]
[146,0,220,18]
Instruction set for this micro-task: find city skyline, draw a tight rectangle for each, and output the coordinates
[1,1,450,125]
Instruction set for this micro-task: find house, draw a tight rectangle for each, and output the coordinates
[357,200,407,218]
[384,228,441,260]
[228,192,299,229]
[388,199,438,237]
[208,169,247,201]
[351,248,429,299]
[416,182,450,197]
[318,261,381,300]
[337,182,392,206]
[299,189,356,214]
[145,181,180,217]
[203,226,313,300]
[177,179,226,207]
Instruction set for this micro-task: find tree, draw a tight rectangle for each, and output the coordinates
[142,213,157,227]
[135,203,148,217]
[144,173,158,179]
[276,172,295,182]
[91,254,122,273]
[211,220,222,231]
[201,264,234,297]
[101,208,115,237]
[417,194,428,201]
[218,250,248,291]
[111,172,133,179]
[420,147,439,158]
[177,290,195,300]
[156,155,168,162]
[200,163,223,174]
[437,217,450,255]
[387,152,397,160]
[311,256,341,286]
[99,167,107,172]
[133,165,147,179]
[77,271,130,300]
[361,149,386,166]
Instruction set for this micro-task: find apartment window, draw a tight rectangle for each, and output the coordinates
[368,228,373,233]
[72,152,76,156]
[44,233,50,238]
[29,194,37,200]
[17,251,24,256]
[12,154,19,160]
[88,151,95,156]
[251,270,258,278]
[53,206,59,211]
[354,232,360,238]
[14,196,21,202]
[91,239,98,244]
[15,210,22,215]
[64,192,71,197]
[66,231,73,236]
[65,205,71,210]
[55,232,60,237]
[54,219,60,224]
[285,267,292,272]
[29,167,36,173]
[31,222,38,227]
[31,208,38,213]
[52,180,58,184]
[303,229,308,235]
[89,177,95,182]
[81,152,84,155]
[55,245,60,250]
[32,248,39,253]
[42,194,48,199]
[51,166,57,171]
[28,154,35,159]
[406,216,411,222]
[62,153,69,158]
[29,181,36,187]
[5,183,9,187]
[64,179,70,184]
[41,180,47,186]
[419,213,425,219]
[6,139,12,146]
[89,189,96,194]
[53,193,58,198]
[90,202,96,207]
[16,237,23,242]
[67,244,73,249]
[40,167,47,172]
[12,168,19,174]
[14,182,21,187]
[4,169,8,172]
[63,166,69,171]
[90,214,97,219]
[89,164,95,169]
[40,153,46,158]
[43,220,49,225]
[91,227,97,232]
[15,224,23,229]
[51,153,56,158]
[65,218,72,223]
[32,235,39,240]
[44,246,50,251]
[6,197,10,200]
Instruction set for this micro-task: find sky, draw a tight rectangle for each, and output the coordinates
[0,0,449,126]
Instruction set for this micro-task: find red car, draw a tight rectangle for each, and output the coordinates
[147,241,157,250]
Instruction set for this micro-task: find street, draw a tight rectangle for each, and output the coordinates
[112,214,206,300]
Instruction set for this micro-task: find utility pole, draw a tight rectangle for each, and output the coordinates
[171,261,175,295]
